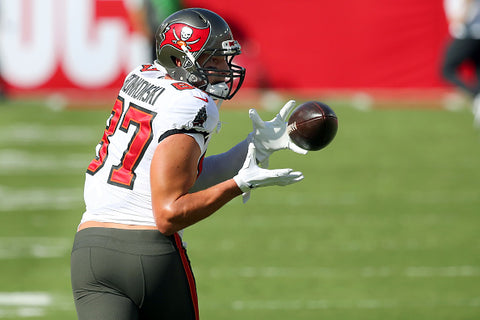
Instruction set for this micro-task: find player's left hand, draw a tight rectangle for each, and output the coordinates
[233,142,304,203]
[249,100,308,167]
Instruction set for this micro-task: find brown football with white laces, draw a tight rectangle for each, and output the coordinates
[287,101,338,151]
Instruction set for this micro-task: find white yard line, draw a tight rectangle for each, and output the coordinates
[0,292,51,318]
[0,307,45,318]
[198,265,480,279]
[0,186,83,211]
[0,237,72,259]
[405,265,480,277]
[229,297,480,310]
[0,292,74,318]
[0,150,88,173]
[0,292,52,306]
[0,124,98,145]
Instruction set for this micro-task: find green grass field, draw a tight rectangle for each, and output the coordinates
[0,98,479,319]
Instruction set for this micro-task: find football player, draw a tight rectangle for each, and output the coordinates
[71,8,307,320]
[442,0,480,125]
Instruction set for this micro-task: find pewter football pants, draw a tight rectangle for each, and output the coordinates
[71,228,199,320]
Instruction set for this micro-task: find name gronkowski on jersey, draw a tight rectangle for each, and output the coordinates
[80,63,220,227]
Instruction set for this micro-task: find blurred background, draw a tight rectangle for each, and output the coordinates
[1,1,479,320]
[0,0,470,108]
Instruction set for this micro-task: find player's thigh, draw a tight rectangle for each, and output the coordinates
[140,252,197,319]
[74,290,139,320]
[71,247,140,320]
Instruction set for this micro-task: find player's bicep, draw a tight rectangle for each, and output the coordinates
[150,134,201,207]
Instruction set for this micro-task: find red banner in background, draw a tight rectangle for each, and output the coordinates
[0,0,452,104]
[0,0,150,101]
[184,0,450,90]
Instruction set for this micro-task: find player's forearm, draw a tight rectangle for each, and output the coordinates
[154,179,242,235]
[190,137,249,192]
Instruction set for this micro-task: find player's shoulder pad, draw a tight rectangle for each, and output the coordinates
[163,84,218,133]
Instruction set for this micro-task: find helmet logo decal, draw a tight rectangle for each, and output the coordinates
[160,23,210,52]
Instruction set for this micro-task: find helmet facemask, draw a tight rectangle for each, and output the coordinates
[194,41,245,100]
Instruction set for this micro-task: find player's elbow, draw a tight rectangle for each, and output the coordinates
[153,207,180,236]
[156,222,176,236]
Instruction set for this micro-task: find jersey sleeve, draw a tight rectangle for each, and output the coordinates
[164,89,219,133]
[152,82,220,154]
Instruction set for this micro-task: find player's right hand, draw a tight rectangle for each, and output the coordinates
[233,143,304,194]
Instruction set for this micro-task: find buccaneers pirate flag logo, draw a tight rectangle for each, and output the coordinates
[159,23,211,53]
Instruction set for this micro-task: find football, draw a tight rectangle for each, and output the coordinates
[287,101,338,151]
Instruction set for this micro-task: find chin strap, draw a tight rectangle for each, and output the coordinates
[215,99,224,109]
[205,82,229,99]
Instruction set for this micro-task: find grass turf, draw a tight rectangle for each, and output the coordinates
[0,98,479,319]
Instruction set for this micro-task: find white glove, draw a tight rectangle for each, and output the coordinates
[233,143,304,202]
[249,100,308,167]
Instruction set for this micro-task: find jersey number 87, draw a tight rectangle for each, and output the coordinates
[87,96,157,190]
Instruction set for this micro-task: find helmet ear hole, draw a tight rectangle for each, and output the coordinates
[171,56,181,67]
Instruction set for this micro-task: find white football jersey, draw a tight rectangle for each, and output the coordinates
[80,63,220,228]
